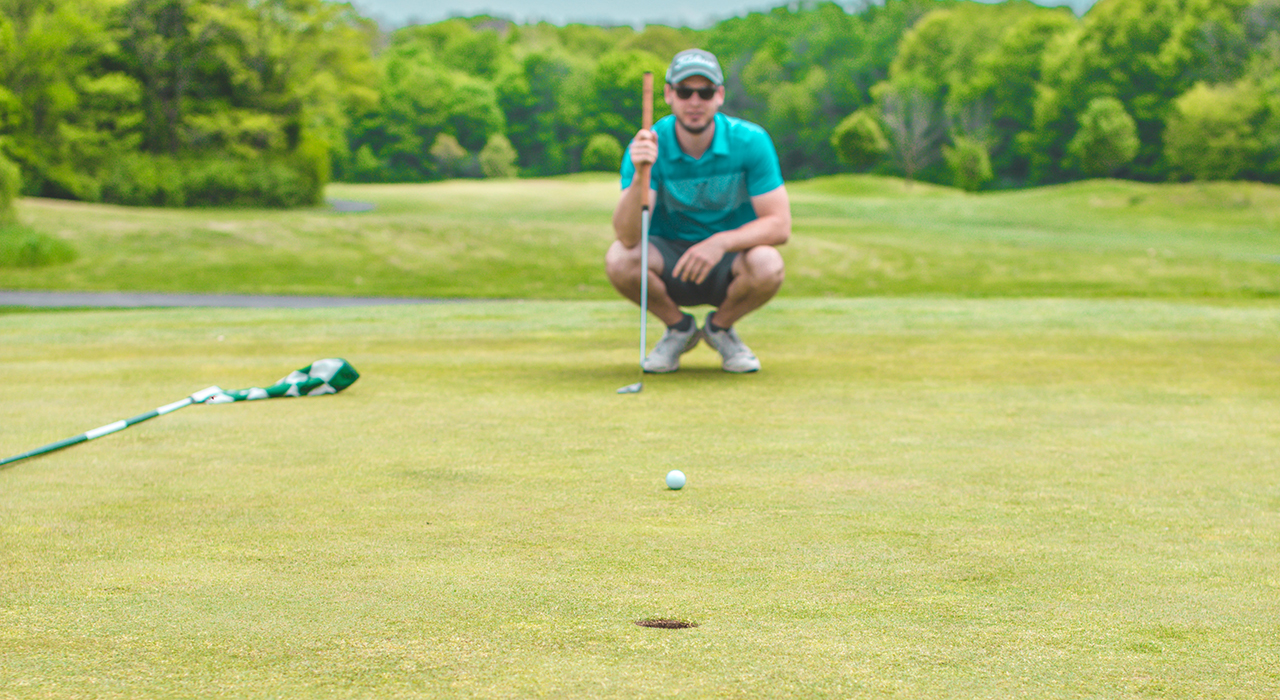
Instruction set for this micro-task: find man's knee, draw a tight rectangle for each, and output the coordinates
[605,241,637,281]
[739,246,785,289]
[606,240,664,281]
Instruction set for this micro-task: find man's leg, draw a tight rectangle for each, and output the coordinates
[605,240,701,373]
[605,240,684,326]
[709,245,785,328]
[701,245,784,373]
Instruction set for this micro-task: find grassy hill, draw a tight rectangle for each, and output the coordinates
[2,175,1277,301]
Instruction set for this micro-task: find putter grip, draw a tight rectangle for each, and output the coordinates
[638,72,653,205]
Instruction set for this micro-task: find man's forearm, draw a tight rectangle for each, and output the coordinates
[612,183,648,247]
[709,214,791,252]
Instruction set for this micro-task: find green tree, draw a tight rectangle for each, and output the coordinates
[876,83,946,182]
[350,39,505,182]
[1240,0,1280,180]
[430,133,469,179]
[1066,97,1140,177]
[1025,0,1251,182]
[703,1,953,179]
[113,0,230,155]
[0,0,137,198]
[617,25,695,58]
[889,2,1040,108]
[112,0,373,158]
[0,0,373,205]
[349,143,382,182]
[831,108,888,171]
[943,136,993,190]
[580,50,669,156]
[479,133,517,178]
[765,68,829,177]
[536,22,631,59]
[581,133,623,172]
[497,51,576,176]
[1164,81,1265,180]
[444,76,506,152]
[962,10,1078,182]
[388,18,515,81]
[267,0,379,178]
[0,149,20,219]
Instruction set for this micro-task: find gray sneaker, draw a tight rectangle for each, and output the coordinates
[642,318,702,373]
[702,312,761,373]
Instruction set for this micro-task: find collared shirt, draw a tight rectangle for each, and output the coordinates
[620,113,784,242]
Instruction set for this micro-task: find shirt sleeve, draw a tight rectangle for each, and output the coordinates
[745,129,785,197]
[620,146,635,189]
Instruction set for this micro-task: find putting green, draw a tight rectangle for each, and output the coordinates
[2,298,1277,697]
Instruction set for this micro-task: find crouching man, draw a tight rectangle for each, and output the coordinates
[606,48,791,373]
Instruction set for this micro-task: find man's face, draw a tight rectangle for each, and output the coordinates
[664,76,724,135]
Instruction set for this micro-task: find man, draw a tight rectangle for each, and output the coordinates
[606,49,791,374]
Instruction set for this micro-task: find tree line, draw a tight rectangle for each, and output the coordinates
[2,0,1279,209]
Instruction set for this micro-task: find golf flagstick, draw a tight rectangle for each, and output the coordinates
[0,386,225,467]
[1,358,359,468]
[618,72,655,395]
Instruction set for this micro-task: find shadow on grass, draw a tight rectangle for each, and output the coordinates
[0,452,48,472]
[543,363,764,395]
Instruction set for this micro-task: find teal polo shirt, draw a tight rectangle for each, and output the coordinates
[620,113,784,242]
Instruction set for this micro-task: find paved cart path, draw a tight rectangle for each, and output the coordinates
[0,290,458,308]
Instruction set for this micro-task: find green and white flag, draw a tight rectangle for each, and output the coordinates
[204,358,360,403]
[1,359,359,468]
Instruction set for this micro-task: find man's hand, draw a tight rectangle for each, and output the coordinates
[612,129,659,247]
[672,236,728,284]
[629,128,657,168]
[666,186,791,283]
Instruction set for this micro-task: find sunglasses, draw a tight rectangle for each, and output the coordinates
[672,85,718,100]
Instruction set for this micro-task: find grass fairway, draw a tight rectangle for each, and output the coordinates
[2,299,1279,697]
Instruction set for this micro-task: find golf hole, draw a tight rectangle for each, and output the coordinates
[635,619,697,629]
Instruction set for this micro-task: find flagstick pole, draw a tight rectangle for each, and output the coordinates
[0,387,224,468]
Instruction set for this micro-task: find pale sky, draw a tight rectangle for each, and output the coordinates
[351,0,1098,29]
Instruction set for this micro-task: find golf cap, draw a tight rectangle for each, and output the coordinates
[666,49,724,86]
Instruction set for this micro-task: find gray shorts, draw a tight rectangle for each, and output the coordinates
[651,236,738,308]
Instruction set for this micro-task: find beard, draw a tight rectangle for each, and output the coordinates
[677,117,712,135]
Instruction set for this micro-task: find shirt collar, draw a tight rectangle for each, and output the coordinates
[665,113,729,162]
[710,113,730,157]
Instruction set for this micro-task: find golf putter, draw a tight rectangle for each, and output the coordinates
[618,72,654,395]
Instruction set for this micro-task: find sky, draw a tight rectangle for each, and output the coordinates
[349,0,1099,29]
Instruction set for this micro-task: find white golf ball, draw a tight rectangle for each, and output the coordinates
[665,470,686,490]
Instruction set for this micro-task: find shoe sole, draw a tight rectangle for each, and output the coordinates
[722,365,760,373]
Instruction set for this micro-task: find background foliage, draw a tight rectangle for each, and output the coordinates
[0,0,376,207]
[3,0,1280,208]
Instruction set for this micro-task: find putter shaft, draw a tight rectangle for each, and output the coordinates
[620,72,655,396]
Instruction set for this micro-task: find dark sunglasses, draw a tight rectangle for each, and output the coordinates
[673,85,717,100]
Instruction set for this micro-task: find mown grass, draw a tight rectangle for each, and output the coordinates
[2,175,1278,300]
[2,300,1279,697]
[2,177,1279,696]
[0,221,77,269]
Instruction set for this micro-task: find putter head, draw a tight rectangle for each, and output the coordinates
[617,382,643,394]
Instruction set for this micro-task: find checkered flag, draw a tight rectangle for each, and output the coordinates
[204,358,359,403]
